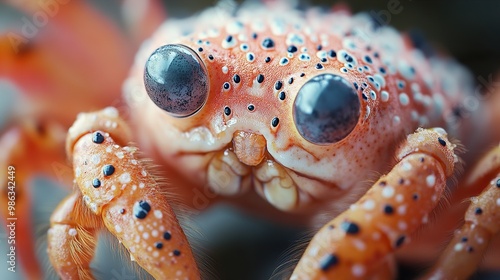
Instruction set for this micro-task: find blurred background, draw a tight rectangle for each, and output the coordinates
[1,0,500,279]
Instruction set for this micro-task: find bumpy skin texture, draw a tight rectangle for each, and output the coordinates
[121,2,500,278]
[7,1,500,279]
[125,3,470,214]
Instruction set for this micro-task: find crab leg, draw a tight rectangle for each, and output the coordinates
[48,192,102,280]
[421,147,500,280]
[291,128,457,279]
[48,107,200,279]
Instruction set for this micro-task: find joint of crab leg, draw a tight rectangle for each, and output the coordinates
[397,127,457,177]
[292,128,457,279]
[71,130,200,279]
[66,107,132,161]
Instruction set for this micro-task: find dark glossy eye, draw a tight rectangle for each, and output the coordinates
[144,44,209,117]
[293,74,360,144]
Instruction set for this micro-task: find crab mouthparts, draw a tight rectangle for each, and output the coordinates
[232,130,267,166]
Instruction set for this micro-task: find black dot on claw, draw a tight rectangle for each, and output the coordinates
[92,132,104,144]
[287,45,298,53]
[341,221,360,234]
[319,253,339,271]
[257,74,264,83]
[224,106,231,116]
[163,231,172,240]
[233,74,241,83]
[155,242,163,249]
[438,137,446,146]
[461,237,468,242]
[383,204,394,214]
[247,104,255,111]
[120,208,126,214]
[475,207,483,215]
[279,91,286,100]
[92,178,101,188]
[496,179,500,188]
[275,80,283,90]
[103,165,115,176]
[395,235,406,247]
[467,246,474,253]
[133,200,151,219]
[173,249,181,256]
[271,117,279,127]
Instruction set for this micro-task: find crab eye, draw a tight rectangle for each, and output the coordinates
[293,74,360,144]
[144,44,209,117]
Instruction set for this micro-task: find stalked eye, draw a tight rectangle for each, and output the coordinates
[293,74,360,144]
[144,44,209,117]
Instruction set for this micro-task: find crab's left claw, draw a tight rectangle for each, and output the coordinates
[48,108,201,279]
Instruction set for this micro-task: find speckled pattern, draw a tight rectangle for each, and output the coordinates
[125,2,470,211]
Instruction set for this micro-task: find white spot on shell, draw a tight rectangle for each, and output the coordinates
[362,200,376,211]
[393,116,401,125]
[103,107,119,118]
[454,243,464,252]
[142,232,149,239]
[115,225,122,233]
[91,154,101,164]
[222,66,229,74]
[398,205,407,215]
[496,198,500,206]
[154,210,163,219]
[426,174,436,187]
[398,221,407,230]
[381,91,389,102]
[308,246,319,257]
[115,151,124,159]
[286,33,304,45]
[399,93,410,106]
[352,239,366,251]
[153,251,160,257]
[139,183,145,189]
[382,186,395,198]
[152,230,159,237]
[422,215,429,224]
[68,228,77,236]
[402,161,412,171]
[119,172,131,184]
[352,264,365,277]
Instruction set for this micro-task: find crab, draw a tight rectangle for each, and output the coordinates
[1,1,500,279]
